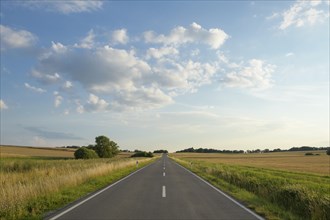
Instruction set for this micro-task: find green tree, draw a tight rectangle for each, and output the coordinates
[74,147,99,159]
[94,135,119,158]
[131,151,154,157]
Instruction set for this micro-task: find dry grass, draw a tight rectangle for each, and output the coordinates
[0,156,153,219]
[172,151,330,175]
[0,145,74,158]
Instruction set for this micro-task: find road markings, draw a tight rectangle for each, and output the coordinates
[174,162,264,220]
[163,172,165,176]
[162,186,166,197]
[48,163,154,220]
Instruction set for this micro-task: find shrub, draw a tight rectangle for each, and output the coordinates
[74,147,99,159]
[131,151,154,158]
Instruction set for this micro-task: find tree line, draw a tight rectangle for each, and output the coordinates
[176,146,329,154]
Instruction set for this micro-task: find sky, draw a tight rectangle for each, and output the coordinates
[0,0,329,152]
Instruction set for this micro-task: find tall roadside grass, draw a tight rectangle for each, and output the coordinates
[0,157,155,219]
[172,157,330,220]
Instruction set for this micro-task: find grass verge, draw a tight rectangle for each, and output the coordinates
[0,157,157,220]
[171,157,330,220]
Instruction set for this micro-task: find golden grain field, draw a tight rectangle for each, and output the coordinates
[0,145,75,158]
[172,151,329,175]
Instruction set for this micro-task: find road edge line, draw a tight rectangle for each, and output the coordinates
[173,160,264,220]
[47,161,155,220]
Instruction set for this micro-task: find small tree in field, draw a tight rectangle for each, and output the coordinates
[74,147,99,159]
[94,135,119,158]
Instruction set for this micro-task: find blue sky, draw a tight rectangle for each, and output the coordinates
[1,1,329,151]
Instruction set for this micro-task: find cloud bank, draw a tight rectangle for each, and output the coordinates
[23,22,275,112]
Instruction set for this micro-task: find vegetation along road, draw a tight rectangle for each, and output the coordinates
[46,154,263,220]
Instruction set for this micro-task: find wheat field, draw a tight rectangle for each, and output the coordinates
[172,151,329,175]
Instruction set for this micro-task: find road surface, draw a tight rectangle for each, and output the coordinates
[47,154,263,220]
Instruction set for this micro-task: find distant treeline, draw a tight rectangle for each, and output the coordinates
[176,146,329,154]
[120,149,168,153]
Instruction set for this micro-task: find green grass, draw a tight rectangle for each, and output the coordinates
[0,156,157,220]
[172,157,330,220]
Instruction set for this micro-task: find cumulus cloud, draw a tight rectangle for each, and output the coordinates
[24,83,46,93]
[75,100,85,114]
[152,59,218,94]
[31,70,61,84]
[0,25,37,51]
[272,0,329,30]
[54,91,63,107]
[222,59,276,90]
[74,29,95,49]
[63,81,73,89]
[27,24,276,112]
[111,86,173,111]
[0,99,8,110]
[143,22,229,49]
[20,1,103,14]
[146,46,179,59]
[84,93,109,112]
[112,29,129,44]
[51,41,68,53]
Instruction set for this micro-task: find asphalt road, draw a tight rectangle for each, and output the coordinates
[47,154,263,220]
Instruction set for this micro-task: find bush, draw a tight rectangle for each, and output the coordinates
[74,147,99,159]
[131,151,153,158]
[327,148,330,156]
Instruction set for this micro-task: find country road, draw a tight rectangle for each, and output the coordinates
[46,154,263,220]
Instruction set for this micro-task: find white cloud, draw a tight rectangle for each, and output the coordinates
[112,29,129,45]
[285,52,295,57]
[111,86,173,111]
[74,29,95,49]
[0,25,37,51]
[20,1,103,14]
[24,83,46,93]
[64,109,70,115]
[31,70,61,84]
[84,94,109,112]
[276,1,329,30]
[310,0,322,7]
[146,46,179,59]
[28,24,276,112]
[0,99,8,110]
[152,59,218,94]
[143,22,229,49]
[54,91,63,107]
[222,59,276,90]
[75,100,85,114]
[63,81,73,89]
[51,41,68,53]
